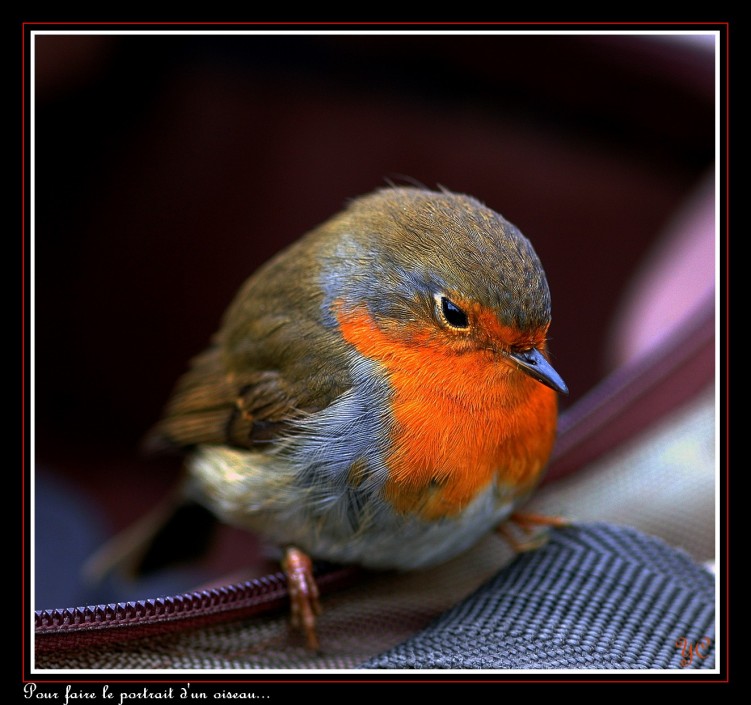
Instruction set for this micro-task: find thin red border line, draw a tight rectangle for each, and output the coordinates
[21,27,726,684]
[723,22,730,686]
[22,23,728,684]
[23,676,727,681]
[22,21,729,27]
[29,674,725,680]
[22,20,27,683]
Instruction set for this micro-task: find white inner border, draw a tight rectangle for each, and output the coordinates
[28,27,723,679]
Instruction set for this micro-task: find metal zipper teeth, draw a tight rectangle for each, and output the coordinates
[35,565,356,634]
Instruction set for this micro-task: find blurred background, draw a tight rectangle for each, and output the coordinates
[31,31,717,611]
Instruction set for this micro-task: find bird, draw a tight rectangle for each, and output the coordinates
[122,186,568,650]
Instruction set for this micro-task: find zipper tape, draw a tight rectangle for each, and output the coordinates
[35,564,359,653]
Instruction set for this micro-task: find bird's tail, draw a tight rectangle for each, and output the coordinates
[83,482,218,585]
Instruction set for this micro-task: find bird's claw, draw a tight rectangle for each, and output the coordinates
[281,546,322,651]
[497,511,570,553]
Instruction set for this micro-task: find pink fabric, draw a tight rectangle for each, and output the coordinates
[608,172,716,368]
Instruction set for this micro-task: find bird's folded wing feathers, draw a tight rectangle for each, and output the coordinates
[143,345,304,452]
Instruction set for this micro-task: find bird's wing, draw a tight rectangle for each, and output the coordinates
[143,345,306,452]
[144,312,354,454]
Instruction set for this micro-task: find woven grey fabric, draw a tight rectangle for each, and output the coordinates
[360,523,716,669]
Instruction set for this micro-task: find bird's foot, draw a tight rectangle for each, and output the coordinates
[497,511,570,553]
[281,546,322,651]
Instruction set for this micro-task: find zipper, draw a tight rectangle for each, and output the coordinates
[35,564,359,653]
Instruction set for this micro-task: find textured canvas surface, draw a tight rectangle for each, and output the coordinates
[361,523,716,669]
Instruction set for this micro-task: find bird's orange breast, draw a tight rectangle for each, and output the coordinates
[336,305,558,521]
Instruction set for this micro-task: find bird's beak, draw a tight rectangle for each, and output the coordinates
[507,348,569,395]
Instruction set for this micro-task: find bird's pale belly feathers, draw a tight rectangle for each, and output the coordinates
[188,442,516,571]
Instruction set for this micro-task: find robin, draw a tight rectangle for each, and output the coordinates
[134,187,568,649]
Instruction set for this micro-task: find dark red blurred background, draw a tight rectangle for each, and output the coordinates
[31,31,717,609]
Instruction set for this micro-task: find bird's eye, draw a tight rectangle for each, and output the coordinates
[437,296,469,329]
